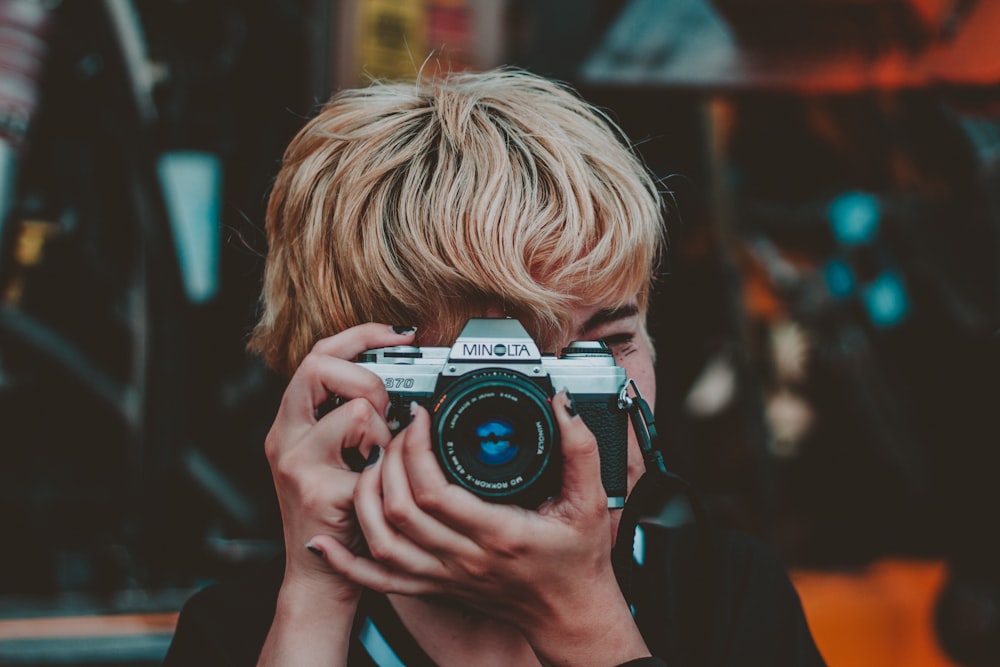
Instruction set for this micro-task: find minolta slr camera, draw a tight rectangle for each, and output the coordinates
[358,318,630,508]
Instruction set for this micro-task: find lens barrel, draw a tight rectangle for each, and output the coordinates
[432,370,558,507]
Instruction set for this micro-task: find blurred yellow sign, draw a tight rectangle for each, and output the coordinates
[356,0,475,81]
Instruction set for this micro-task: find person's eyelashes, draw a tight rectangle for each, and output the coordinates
[601,333,635,347]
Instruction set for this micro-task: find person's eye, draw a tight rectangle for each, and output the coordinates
[601,332,635,347]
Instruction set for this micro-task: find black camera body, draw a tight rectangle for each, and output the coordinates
[358,318,630,508]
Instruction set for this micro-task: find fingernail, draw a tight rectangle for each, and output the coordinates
[365,445,382,467]
[409,401,420,416]
[305,541,323,558]
[392,325,417,335]
[563,390,577,417]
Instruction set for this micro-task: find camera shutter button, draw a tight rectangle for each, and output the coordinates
[383,346,422,363]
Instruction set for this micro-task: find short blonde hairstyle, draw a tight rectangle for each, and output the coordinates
[250,68,666,376]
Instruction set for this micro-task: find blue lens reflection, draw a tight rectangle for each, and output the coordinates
[474,418,518,466]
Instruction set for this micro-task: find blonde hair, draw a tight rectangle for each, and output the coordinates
[250,68,666,376]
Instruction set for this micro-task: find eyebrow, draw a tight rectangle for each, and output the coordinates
[580,304,640,334]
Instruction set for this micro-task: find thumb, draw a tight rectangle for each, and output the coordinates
[551,390,605,509]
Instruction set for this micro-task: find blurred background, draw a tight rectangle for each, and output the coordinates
[0,0,997,665]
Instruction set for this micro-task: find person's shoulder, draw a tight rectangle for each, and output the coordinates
[164,555,285,666]
[182,554,284,619]
[637,521,804,615]
[634,523,827,666]
[639,521,795,587]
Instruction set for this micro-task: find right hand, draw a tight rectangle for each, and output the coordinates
[264,323,416,600]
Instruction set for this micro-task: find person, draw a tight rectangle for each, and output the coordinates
[164,68,826,666]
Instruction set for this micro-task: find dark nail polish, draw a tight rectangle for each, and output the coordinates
[365,445,382,467]
[392,325,416,335]
[564,390,577,417]
[306,544,323,558]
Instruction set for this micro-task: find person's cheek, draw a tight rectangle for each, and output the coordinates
[626,425,645,495]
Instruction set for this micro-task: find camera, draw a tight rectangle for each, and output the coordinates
[358,318,630,508]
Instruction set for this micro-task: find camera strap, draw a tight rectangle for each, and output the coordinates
[612,380,713,610]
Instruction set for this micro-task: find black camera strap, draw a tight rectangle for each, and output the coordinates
[611,380,713,610]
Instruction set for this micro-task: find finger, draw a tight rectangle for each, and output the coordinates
[353,447,451,574]
[281,355,389,427]
[307,534,442,597]
[549,390,605,511]
[305,397,394,469]
[400,405,530,538]
[270,398,389,492]
[375,420,480,557]
[281,324,418,426]
[311,323,416,360]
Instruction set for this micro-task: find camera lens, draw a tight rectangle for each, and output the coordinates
[432,370,558,507]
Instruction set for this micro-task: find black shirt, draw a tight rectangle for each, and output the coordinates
[164,524,826,666]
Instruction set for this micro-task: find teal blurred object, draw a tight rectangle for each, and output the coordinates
[828,191,880,246]
[157,150,222,304]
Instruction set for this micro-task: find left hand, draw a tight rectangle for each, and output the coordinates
[307,391,650,665]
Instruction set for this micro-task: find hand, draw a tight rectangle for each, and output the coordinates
[264,323,415,599]
[259,324,417,664]
[307,391,650,665]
